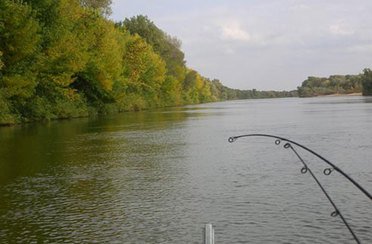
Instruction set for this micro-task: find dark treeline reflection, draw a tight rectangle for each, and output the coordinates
[0,108,190,185]
[0,108,192,243]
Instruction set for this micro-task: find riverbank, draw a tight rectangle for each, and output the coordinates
[0,93,297,127]
[324,92,362,97]
[299,92,363,98]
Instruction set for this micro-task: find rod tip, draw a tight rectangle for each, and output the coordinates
[228,137,236,143]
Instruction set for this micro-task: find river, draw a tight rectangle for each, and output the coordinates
[0,96,371,243]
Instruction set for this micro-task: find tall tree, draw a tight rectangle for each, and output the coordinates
[119,34,166,109]
[79,0,112,16]
[72,11,125,107]
[361,68,372,96]
[0,0,42,123]
[121,15,186,81]
[0,0,41,101]
[23,0,92,119]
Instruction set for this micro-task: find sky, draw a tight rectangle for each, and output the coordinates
[110,0,372,90]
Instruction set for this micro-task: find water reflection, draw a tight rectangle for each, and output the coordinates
[0,109,195,243]
[305,95,372,104]
[363,96,372,103]
[0,110,191,185]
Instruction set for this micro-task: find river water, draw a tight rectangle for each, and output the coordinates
[0,96,371,243]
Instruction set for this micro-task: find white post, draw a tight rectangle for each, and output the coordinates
[204,223,214,244]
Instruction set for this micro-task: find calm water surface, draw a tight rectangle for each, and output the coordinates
[0,96,371,243]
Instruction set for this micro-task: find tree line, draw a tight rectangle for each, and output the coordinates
[0,0,296,125]
[297,69,372,97]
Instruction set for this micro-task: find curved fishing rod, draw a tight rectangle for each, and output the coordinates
[228,134,371,200]
[228,133,372,244]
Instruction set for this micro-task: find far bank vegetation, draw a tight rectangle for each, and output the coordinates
[297,69,372,97]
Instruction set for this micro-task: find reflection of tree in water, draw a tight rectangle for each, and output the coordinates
[0,109,191,185]
[0,108,193,242]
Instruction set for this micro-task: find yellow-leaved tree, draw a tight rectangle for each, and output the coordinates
[119,34,166,110]
[0,0,41,123]
[0,0,41,100]
[71,10,125,111]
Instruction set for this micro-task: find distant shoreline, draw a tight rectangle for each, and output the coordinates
[299,92,363,98]
[324,92,362,97]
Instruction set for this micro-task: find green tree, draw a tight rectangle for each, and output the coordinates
[160,75,182,106]
[297,74,362,97]
[72,12,125,110]
[0,0,41,98]
[361,68,372,96]
[27,0,91,119]
[120,15,186,82]
[79,0,112,16]
[199,79,214,103]
[0,0,41,122]
[118,34,166,110]
[182,69,199,103]
[181,69,216,103]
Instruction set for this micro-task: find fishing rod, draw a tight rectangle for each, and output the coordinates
[228,133,372,244]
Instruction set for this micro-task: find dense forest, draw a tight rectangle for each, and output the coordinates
[297,69,372,97]
[0,0,296,125]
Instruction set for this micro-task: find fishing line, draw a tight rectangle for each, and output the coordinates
[228,133,372,244]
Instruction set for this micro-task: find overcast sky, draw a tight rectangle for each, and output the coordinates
[111,0,372,90]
